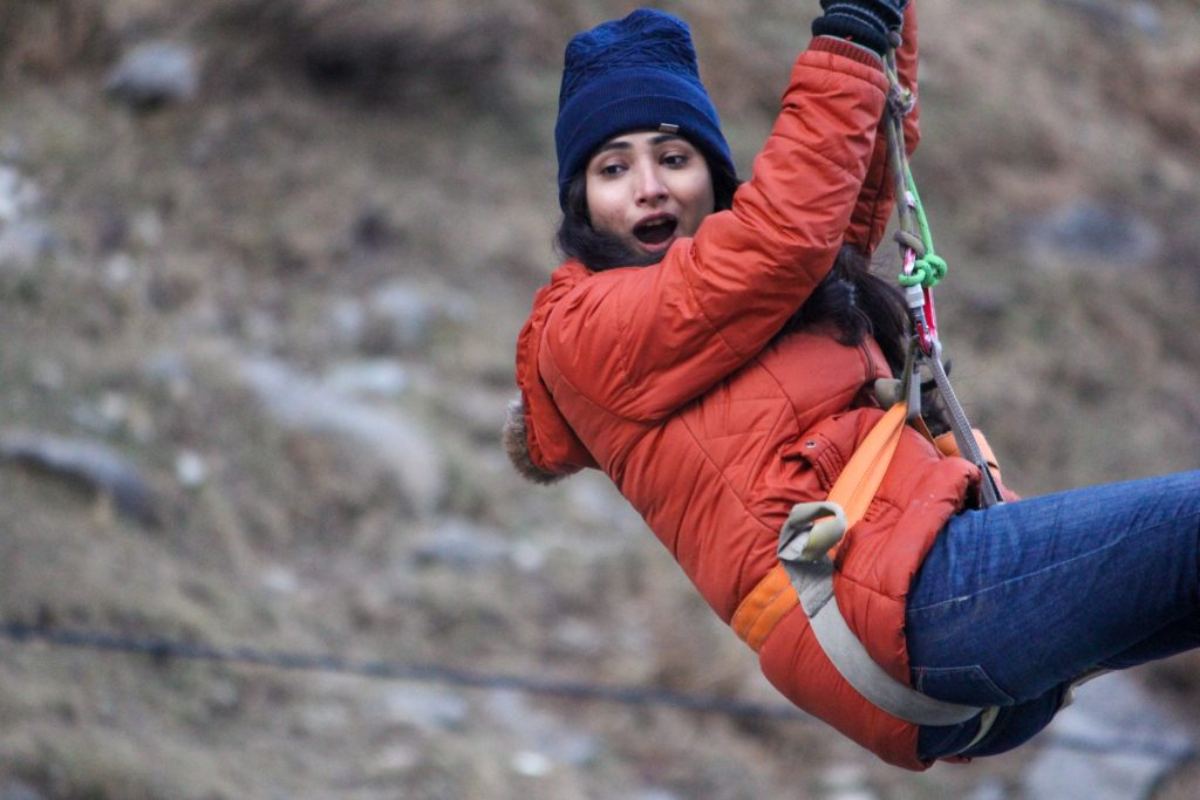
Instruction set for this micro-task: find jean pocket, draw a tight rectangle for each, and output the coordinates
[912,664,1015,707]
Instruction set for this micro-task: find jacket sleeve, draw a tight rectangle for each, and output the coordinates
[543,38,890,422]
[843,0,919,254]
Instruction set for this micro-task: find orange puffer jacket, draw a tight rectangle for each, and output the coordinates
[511,10,981,771]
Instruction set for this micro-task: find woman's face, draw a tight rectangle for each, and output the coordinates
[584,131,715,259]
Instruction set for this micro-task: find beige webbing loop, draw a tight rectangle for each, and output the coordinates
[732,401,994,731]
[732,402,909,649]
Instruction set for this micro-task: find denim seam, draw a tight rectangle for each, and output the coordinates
[908,509,1200,614]
[912,664,1015,706]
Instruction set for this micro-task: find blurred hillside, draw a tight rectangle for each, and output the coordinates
[0,0,1197,798]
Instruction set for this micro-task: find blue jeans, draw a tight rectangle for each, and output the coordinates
[905,471,1200,760]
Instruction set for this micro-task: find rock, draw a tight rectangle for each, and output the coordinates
[294,700,351,738]
[206,677,242,716]
[818,763,877,800]
[0,163,57,273]
[105,41,199,110]
[0,135,23,163]
[1127,2,1165,37]
[352,207,402,250]
[410,517,512,571]
[363,281,474,353]
[966,778,1010,800]
[510,750,553,778]
[102,253,137,288]
[236,356,445,514]
[366,284,439,351]
[543,729,603,768]
[0,430,159,525]
[327,298,368,348]
[70,391,154,442]
[141,350,193,401]
[551,618,605,656]
[484,690,603,768]
[290,2,514,104]
[379,686,469,732]
[30,359,65,392]
[323,360,410,399]
[175,449,208,488]
[131,208,164,248]
[1021,201,1162,270]
[367,743,422,776]
[1047,0,1163,37]
[260,564,300,595]
[1021,673,1194,800]
[566,472,646,536]
[0,163,40,223]
[0,218,59,273]
[511,540,548,573]
[0,781,47,800]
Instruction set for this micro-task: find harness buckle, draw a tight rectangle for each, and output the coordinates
[778,501,847,563]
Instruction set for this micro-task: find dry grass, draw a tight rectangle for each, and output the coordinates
[0,0,111,80]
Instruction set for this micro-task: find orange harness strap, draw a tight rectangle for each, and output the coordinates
[731,402,909,651]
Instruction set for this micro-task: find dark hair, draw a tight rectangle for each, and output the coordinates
[781,244,909,374]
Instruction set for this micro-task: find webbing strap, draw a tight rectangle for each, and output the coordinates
[785,548,984,727]
[732,402,908,649]
[926,342,1004,507]
[731,402,990,728]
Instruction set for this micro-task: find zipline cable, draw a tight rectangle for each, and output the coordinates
[0,620,807,722]
[0,620,1194,763]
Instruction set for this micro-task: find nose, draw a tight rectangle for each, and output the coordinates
[633,162,668,206]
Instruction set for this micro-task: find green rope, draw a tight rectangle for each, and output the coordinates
[896,160,947,289]
[886,38,946,291]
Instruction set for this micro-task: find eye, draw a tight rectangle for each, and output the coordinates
[598,162,627,177]
[662,152,690,168]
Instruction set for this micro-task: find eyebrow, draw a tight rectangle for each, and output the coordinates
[594,133,685,155]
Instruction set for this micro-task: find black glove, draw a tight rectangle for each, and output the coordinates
[812,1,907,55]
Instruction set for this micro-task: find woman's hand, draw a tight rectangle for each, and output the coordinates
[812,1,909,55]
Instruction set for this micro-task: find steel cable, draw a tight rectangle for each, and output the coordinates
[1,620,1194,763]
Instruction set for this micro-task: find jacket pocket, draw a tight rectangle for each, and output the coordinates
[912,664,1015,707]
[788,427,847,493]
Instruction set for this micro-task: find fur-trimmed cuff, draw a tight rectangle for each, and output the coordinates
[502,394,568,485]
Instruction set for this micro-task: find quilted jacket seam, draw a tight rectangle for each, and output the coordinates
[677,408,781,610]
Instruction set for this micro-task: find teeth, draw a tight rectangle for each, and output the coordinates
[634,219,675,245]
[638,217,672,227]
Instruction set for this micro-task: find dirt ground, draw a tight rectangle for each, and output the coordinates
[0,1,1198,798]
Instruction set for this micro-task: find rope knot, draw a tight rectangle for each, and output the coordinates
[898,253,948,289]
[887,82,915,117]
[893,230,926,258]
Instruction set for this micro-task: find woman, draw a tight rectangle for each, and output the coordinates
[505,0,1200,770]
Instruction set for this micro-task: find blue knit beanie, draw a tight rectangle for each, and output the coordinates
[555,8,736,211]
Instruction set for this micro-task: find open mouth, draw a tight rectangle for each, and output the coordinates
[633,215,678,246]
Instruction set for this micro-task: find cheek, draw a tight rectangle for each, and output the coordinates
[585,180,625,233]
[677,173,715,231]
